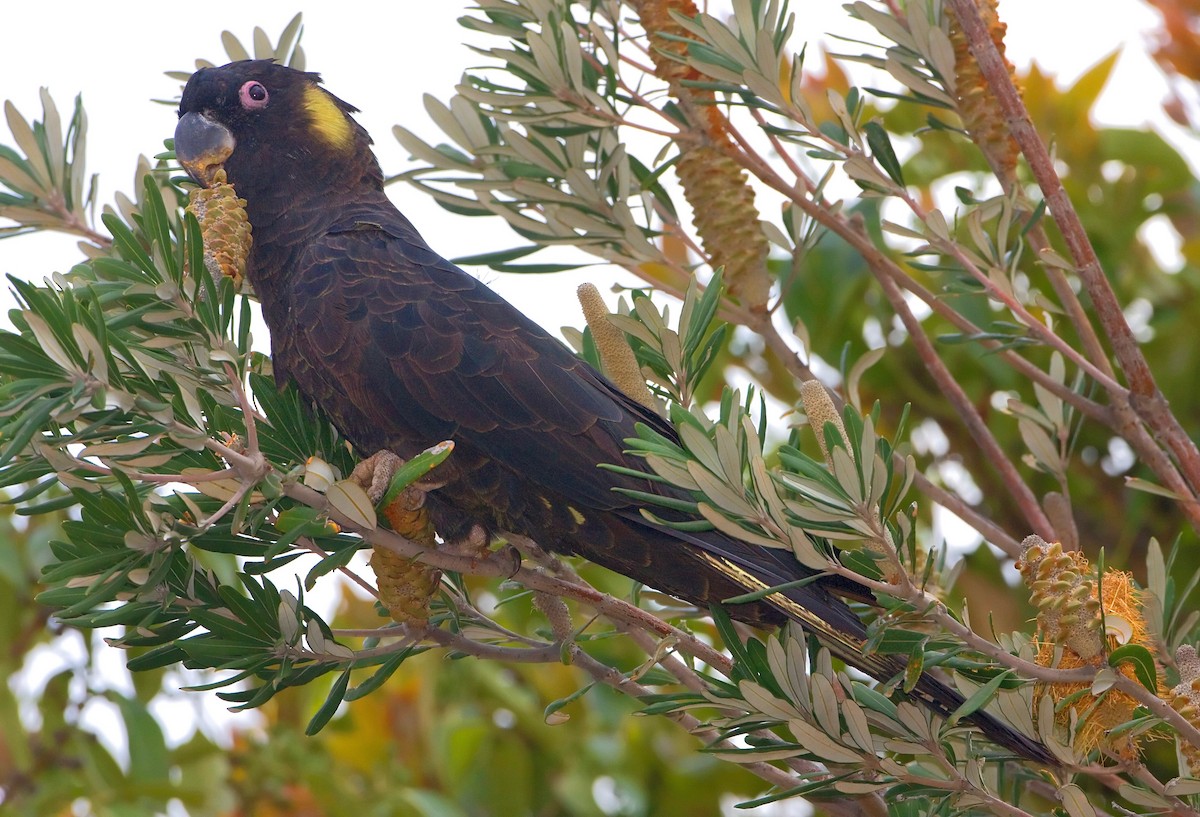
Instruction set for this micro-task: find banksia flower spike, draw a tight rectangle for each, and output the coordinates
[946,0,1021,180]
[629,0,771,311]
[1018,535,1155,757]
[185,168,252,288]
[577,283,658,412]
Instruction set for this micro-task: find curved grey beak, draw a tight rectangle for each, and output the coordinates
[175,112,235,187]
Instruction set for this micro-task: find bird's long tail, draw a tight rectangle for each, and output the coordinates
[664,523,1056,766]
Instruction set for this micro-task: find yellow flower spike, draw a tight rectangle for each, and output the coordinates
[1018,535,1157,757]
[185,168,253,288]
[799,380,850,467]
[576,283,658,413]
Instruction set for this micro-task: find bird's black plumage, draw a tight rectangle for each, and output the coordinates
[175,60,1051,764]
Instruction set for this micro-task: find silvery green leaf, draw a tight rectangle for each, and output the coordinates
[705,747,803,763]
[783,627,811,705]
[848,2,916,51]
[896,703,932,740]
[925,25,957,91]
[278,600,300,645]
[327,479,377,531]
[392,126,472,170]
[787,719,862,764]
[324,642,355,660]
[687,461,757,517]
[1018,417,1062,475]
[810,673,842,737]
[305,619,326,653]
[830,446,863,504]
[884,55,954,107]
[1147,537,1166,607]
[834,781,887,794]
[1164,778,1200,796]
[645,454,700,492]
[848,349,887,416]
[739,680,803,721]
[697,503,783,549]
[80,436,158,458]
[713,424,744,486]
[882,739,929,755]
[678,421,722,477]
[1038,693,1076,764]
[1117,783,1170,809]
[24,312,76,372]
[1032,352,1066,428]
[841,698,874,753]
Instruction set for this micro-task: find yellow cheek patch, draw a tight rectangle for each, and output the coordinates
[301,84,354,151]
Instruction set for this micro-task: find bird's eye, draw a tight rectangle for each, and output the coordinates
[239,81,269,110]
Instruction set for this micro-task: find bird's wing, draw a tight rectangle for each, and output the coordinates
[280,217,669,512]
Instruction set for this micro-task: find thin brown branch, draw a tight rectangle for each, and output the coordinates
[945,0,1200,498]
[286,478,735,673]
[874,260,1053,539]
[1112,674,1200,755]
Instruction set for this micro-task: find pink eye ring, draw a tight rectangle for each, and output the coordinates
[239,81,269,110]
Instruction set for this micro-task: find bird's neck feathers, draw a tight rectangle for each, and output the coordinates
[230,87,388,291]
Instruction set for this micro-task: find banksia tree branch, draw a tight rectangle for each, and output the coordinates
[945,0,1200,507]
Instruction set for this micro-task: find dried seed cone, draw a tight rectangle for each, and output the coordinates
[1170,645,1200,774]
[186,169,252,288]
[946,0,1020,179]
[1019,535,1155,757]
[372,486,441,625]
[630,0,771,311]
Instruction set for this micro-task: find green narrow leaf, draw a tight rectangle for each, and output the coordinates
[1108,644,1157,693]
[112,693,170,783]
[346,646,421,702]
[305,667,351,735]
[862,121,905,187]
[378,441,455,508]
[544,681,596,724]
[948,669,1013,725]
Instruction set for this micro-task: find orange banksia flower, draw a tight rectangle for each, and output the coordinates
[1018,535,1155,756]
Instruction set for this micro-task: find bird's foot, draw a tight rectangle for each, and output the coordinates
[349,450,405,505]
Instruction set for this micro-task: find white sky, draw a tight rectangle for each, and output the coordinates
[0,0,1191,804]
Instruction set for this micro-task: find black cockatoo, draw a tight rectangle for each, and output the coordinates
[174,60,1050,764]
